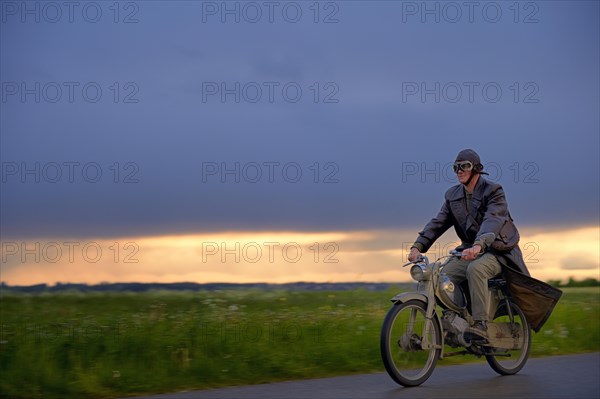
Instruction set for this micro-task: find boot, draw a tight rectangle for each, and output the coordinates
[464,320,488,341]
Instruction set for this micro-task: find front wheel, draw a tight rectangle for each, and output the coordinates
[380,300,442,386]
[485,300,531,375]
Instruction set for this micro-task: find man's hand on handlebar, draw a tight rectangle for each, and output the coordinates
[461,244,482,261]
[408,247,421,262]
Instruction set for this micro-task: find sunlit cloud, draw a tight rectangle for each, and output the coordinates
[1,225,598,285]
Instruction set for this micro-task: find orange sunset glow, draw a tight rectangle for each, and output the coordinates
[2,225,598,286]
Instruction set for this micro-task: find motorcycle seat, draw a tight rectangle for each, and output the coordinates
[487,278,506,289]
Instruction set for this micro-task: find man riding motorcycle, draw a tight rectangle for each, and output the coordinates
[408,149,530,339]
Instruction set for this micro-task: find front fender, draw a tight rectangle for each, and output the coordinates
[390,292,428,304]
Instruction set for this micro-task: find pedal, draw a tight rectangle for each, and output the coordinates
[463,330,488,343]
[469,338,489,346]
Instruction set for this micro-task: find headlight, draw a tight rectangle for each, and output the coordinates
[410,264,431,281]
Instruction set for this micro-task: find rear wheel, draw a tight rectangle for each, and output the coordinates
[380,300,442,386]
[485,301,531,375]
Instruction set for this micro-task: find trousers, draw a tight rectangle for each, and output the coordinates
[442,252,502,321]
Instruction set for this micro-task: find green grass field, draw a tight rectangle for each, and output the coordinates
[1,286,598,399]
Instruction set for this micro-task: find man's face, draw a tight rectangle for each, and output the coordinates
[456,168,472,184]
[454,160,475,184]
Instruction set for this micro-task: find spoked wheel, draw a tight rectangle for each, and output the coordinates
[380,300,442,386]
[485,301,531,375]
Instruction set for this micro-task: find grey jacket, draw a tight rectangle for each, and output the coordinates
[413,177,530,276]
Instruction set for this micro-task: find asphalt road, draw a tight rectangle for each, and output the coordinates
[134,353,599,399]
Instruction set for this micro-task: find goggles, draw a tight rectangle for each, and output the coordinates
[453,161,474,173]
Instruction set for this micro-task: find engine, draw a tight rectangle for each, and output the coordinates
[442,310,470,347]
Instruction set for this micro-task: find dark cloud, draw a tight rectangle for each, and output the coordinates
[1,2,598,240]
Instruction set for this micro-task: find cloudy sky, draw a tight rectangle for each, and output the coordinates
[1,1,598,285]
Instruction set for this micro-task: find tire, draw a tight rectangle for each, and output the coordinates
[485,301,531,375]
[380,300,442,386]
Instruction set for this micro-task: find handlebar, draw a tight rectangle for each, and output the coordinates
[404,233,494,266]
[402,255,429,267]
[404,249,482,267]
[449,249,484,259]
